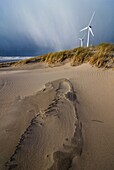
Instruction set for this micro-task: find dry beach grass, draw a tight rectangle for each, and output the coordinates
[7,43,113,69]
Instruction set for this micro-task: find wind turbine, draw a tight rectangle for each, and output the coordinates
[79,34,86,47]
[80,12,95,47]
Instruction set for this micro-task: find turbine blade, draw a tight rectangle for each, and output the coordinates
[89,27,94,36]
[80,26,88,32]
[88,11,95,26]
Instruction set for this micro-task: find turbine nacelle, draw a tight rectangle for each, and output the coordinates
[79,38,84,41]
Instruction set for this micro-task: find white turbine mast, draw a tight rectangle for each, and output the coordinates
[79,34,86,47]
[80,12,95,47]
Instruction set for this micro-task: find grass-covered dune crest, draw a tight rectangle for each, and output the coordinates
[1,43,114,69]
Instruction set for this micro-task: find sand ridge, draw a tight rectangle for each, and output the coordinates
[4,79,82,170]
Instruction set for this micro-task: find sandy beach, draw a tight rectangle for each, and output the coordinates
[0,63,114,170]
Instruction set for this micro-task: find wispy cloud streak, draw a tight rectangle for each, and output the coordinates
[0,0,114,55]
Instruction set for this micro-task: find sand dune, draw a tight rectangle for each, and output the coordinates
[0,63,114,170]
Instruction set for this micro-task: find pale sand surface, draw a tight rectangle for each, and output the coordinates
[0,63,114,170]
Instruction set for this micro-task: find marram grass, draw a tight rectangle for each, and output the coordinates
[7,43,114,69]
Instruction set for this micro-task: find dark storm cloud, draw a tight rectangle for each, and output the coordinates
[0,0,114,55]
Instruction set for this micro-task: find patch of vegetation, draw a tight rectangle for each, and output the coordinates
[89,43,114,68]
[12,57,42,67]
[2,43,113,69]
[97,43,114,51]
[0,62,16,68]
[42,50,71,65]
[70,47,91,66]
[41,44,114,68]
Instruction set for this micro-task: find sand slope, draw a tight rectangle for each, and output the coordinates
[71,68,114,170]
[0,63,114,170]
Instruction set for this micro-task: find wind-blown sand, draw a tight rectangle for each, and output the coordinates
[0,63,114,170]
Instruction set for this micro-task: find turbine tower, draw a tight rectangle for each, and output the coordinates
[79,34,85,47]
[80,12,95,47]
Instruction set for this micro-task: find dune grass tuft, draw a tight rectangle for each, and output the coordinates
[70,47,91,66]
[89,43,114,68]
[42,50,71,64]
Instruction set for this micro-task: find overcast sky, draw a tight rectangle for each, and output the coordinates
[0,0,114,55]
